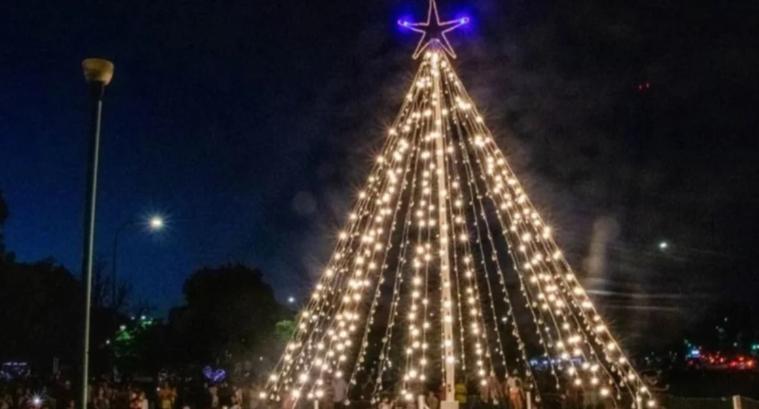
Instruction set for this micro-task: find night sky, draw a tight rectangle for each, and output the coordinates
[1,0,757,345]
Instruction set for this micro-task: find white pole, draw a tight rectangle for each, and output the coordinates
[526,391,532,409]
[733,395,743,409]
[431,49,457,409]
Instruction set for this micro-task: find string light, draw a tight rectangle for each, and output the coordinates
[263,36,655,409]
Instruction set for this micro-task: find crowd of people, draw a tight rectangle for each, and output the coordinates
[319,374,529,409]
[0,371,643,409]
[0,377,266,409]
[0,378,76,409]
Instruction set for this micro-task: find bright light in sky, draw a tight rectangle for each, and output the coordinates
[658,241,669,251]
[287,296,296,304]
[148,215,165,231]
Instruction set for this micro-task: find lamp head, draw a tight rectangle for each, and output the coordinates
[82,58,114,85]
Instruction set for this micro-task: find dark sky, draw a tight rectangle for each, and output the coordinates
[1,0,758,344]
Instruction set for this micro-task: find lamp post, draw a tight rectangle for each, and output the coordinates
[79,58,113,409]
[111,215,164,309]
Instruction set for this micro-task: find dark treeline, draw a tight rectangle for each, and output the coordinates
[0,191,293,379]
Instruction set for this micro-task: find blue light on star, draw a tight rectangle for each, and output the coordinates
[396,0,470,59]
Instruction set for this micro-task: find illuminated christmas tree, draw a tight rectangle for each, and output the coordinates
[262,1,657,408]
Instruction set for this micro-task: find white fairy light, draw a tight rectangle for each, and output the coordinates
[264,31,653,408]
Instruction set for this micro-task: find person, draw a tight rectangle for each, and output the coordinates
[279,391,294,409]
[55,381,74,409]
[1,393,12,409]
[158,383,176,409]
[230,396,242,409]
[646,370,670,407]
[566,384,583,409]
[129,391,142,409]
[218,383,233,409]
[465,379,479,409]
[331,377,348,409]
[378,396,392,409]
[453,382,466,407]
[209,384,219,409]
[138,391,149,409]
[95,386,111,409]
[487,375,504,408]
[425,392,438,409]
[479,377,497,409]
[404,395,415,409]
[234,386,244,408]
[322,382,334,409]
[505,373,524,409]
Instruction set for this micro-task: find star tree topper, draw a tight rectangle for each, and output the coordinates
[398,0,469,59]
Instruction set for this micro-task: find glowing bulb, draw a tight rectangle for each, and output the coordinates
[148,216,164,230]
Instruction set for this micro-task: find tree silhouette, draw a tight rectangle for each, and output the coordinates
[167,264,291,369]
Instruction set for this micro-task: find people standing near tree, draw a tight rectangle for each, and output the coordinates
[229,395,241,409]
[233,385,243,408]
[479,376,497,409]
[453,382,467,407]
[279,391,294,409]
[465,379,479,409]
[129,390,142,409]
[377,395,392,409]
[116,383,131,409]
[566,384,583,409]
[137,391,148,409]
[321,380,334,409]
[242,382,256,409]
[425,391,438,409]
[506,372,524,409]
[218,383,233,409]
[92,386,106,409]
[208,384,219,409]
[331,377,347,409]
[157,383,176,409]
[0,392,12,409]
[403,395,415,409]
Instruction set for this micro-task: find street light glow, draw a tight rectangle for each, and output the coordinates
[658,241,669,251]
[148,215,164,230]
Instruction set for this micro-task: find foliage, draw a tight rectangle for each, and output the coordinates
[0,259,81,366]
[111,315,164,375]
[0,195,119,373]
[167,264,291,368]
[0,191,292,376]
[275,320,296,342]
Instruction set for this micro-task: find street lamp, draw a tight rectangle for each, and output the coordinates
[149,215,164,230]
[111,214,165,308]
[80,57,114,409]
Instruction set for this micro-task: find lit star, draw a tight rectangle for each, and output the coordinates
[398,0,469,59]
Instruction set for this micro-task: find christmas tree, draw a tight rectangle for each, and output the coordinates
[262,1,656,408]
